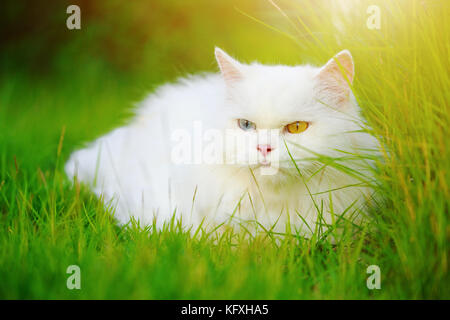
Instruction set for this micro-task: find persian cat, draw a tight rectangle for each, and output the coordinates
[65,48,380,238]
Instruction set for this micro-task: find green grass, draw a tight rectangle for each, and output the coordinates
[0,0,448,299]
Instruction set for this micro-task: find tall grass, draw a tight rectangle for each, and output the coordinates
[0,0,448,299]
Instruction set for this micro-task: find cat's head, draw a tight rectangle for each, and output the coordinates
[214,47,364,179]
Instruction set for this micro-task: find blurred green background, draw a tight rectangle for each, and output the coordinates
[1,0,303,73]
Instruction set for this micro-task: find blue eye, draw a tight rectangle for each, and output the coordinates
[237,119,256,131]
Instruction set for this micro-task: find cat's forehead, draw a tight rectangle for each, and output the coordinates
[245,63,317,82]
[233,64,320,125]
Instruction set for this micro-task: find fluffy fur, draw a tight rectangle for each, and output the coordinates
[65,48,380,237]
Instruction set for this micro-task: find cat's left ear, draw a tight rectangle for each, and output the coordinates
[215,47,244,86]
[314,50,355,105]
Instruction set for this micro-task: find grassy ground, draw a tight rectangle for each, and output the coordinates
[0,0,448,299]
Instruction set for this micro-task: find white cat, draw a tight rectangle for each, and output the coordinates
[65,48,380,238]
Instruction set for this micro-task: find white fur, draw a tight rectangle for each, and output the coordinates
[65,48,380,237]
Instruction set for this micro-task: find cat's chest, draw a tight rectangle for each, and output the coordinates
[171,165,316,224]
[193,178,308,217]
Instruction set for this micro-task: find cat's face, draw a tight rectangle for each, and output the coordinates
[215,48,360,179]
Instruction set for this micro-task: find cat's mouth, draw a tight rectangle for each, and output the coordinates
[247,161,272,170]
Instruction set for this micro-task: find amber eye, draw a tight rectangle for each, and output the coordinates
[286,121,309,134]
[237,119,256,131]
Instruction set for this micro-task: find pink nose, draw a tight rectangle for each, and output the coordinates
[257,144,273,157]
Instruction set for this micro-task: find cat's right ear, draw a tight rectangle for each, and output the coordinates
[215,47,244,86]
[313,50,355,107]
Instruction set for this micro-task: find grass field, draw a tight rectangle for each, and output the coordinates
[0,0,448,299]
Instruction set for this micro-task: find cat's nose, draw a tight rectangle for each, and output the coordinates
[257,144,273,157]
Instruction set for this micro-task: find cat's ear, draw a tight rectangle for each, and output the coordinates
[314,50,354,106]
[215,47,244,86]
[316,50,354,84]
